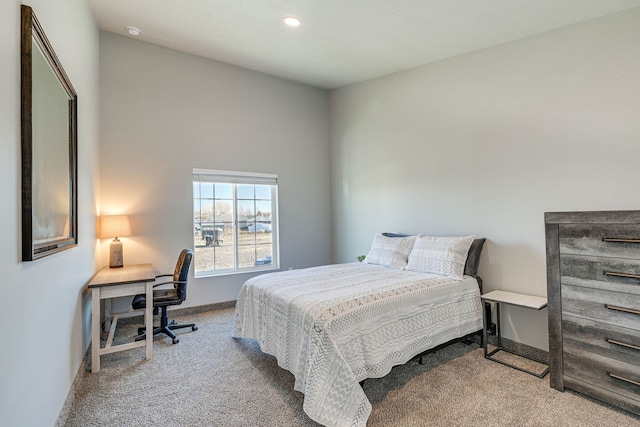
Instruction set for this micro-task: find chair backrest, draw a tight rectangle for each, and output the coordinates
[173,249,193,301]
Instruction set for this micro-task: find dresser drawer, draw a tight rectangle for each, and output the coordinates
[561,284,640,331]
[559,224,640,259]
[563,351,640,403]
[560,254,640,294]
[562,315,640,366]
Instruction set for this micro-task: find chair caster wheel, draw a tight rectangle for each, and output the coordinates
[138,327,145,335]
[172,338,179,344]
[192,326,198,331]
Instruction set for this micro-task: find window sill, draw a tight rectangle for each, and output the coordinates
[194,264,279,279]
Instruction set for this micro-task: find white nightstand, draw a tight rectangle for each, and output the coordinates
[481,290,549,378]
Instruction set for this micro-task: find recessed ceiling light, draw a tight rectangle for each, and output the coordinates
[126,26,141,36]
[284,16,301,27]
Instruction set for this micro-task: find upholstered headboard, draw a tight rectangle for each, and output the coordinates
[382,233,486,292]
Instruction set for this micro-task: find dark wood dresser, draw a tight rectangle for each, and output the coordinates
[545,210,640,415]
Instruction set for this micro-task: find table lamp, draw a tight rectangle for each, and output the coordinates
[100,215,132,268]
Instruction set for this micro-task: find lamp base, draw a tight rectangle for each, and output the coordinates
[109,238,124,268]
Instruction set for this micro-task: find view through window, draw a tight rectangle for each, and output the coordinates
[193,169,278,277]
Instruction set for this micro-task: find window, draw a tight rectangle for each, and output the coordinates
[193,169,279,277]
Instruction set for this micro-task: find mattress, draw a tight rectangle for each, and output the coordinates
[233,262,483,426]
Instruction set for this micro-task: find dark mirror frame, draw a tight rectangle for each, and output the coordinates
[21,5,78,261]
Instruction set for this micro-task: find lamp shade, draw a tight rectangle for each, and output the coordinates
[100,215,132,239]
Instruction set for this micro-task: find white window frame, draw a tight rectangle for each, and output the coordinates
[193,168,279,278]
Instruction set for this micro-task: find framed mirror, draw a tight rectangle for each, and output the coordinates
[21,5,78,261]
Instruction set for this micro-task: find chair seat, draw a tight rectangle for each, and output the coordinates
[132,288,183,309]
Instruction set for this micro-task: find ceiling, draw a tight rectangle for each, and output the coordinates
[88,0,640,89]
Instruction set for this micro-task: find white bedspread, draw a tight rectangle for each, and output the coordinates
[233,263,483,427]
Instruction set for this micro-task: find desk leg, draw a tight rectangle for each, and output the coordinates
[91,288,101,373]
[145,282,153,360]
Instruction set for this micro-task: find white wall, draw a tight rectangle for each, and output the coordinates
[99,32,332,307]
[0,1,100,426]
[330,8,640,350]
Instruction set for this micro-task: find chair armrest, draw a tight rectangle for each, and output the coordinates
[152,273,176,288]
[152,280,186,288]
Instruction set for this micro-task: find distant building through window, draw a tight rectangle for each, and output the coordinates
[192,169,279,277]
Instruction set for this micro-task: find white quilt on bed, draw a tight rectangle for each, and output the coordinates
[233,263,483,427]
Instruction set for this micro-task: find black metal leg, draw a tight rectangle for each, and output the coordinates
[162,327,177,340]
[496,302,502,348]
[483,301,489,358]
[167,322,196,331]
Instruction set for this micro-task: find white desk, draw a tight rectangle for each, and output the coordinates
[481,290,549,377]
[88,264,155,373]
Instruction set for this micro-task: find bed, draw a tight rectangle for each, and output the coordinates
[233,234,486,427]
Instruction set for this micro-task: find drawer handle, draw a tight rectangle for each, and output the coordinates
[605,304,640,316]
[603,270,640,280]
[608,371,640,387]
[602,237,640,244]
[606,337,640,352]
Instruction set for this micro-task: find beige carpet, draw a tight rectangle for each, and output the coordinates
[59,306,640,427]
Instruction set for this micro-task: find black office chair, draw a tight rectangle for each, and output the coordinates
[132,249,198,344]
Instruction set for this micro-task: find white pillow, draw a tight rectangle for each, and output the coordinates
[363,234,416,269]
[406,235,475,279]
